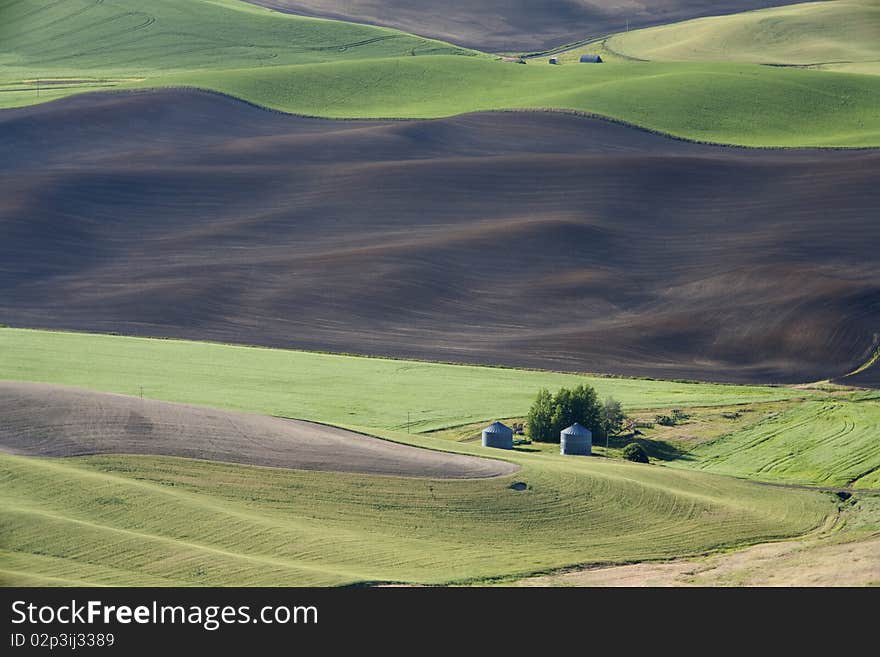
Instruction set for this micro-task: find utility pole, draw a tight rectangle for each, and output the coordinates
[139,385,143,400]
[407,411,410,433]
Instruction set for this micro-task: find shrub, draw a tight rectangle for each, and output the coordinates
[622,443,649,463]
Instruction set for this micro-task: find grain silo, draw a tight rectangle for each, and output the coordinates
[482,421,514,449]
[560,423,592,455]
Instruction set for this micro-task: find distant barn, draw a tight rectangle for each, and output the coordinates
[482,421,514,450]
[560,423,592,455]
[579,54,603,63]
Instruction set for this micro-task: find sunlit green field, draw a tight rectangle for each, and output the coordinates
[604,0,880,75]
[0,328,811,433]
[139,58,880,146]
[0,0,471,75]
[0,327,841,586]
[676,399,880,488]
[2,0,879,146]
[0,448,833,586]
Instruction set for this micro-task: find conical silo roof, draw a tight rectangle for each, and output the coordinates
[561,422,592,436]
[483,421,512,434]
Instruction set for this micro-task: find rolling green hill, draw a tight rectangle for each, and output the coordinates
[142,57,880,146]
[0,0,472,75]
[2,1,879,146]
[0,0,474,110]
[0,328,810,433]
[0,328,856,585]
[605,0,880,75]
[0,451,832,586]
[677,399,880,488]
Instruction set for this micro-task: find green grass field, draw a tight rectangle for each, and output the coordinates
[142,57,880,146]
[0,0,472,75]
[605,0,880,75]
[0,328,862,585]
[0,328,810,433]
[676,399,880,488]
[0,449,832,586]
[2,0,879,146]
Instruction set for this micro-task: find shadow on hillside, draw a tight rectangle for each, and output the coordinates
[605,433,694,462]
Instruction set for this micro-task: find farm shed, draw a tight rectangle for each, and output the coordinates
[549,57,559,64]
[482,421,514,450]
[560,423,592,455]
[579,54,603,63]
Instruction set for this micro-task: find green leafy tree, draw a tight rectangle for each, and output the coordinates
[601,397,626,438]
[526,388,554,443]
[527,384,603,442]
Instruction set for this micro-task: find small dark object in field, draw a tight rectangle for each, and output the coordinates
[721,411,741,420]
[622,443,649,463]
[509,482,528,491]
[835,491,852,501]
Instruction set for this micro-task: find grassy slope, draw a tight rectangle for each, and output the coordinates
[139,57,880,146]
[0,451,831,586]
[677,399,880,488]
[4,328,875,493]
[517,494,880,586]
[0,328,846,585]
[0,329,809,433]
[0,0,472,108]
[1,1,879,146]
[0,0,471,74]
[605,0,880,74]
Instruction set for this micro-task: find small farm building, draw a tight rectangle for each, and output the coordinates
[579,54,603,63]
[549,57,559,65]
[482,421,514,450]
[560,423,592,455]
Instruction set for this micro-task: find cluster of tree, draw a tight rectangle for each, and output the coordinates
[525,384,627,443]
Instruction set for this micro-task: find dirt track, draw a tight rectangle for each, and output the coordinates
[516,534,880,586]
[244,0,804,52]
[2,90,879,385]
[0,382,517,478]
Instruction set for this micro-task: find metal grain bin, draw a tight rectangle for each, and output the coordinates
[482,421,514,450]
[560,422,592,455]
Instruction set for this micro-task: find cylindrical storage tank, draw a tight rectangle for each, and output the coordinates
[482,421,514,449]
[560,423,592,455]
